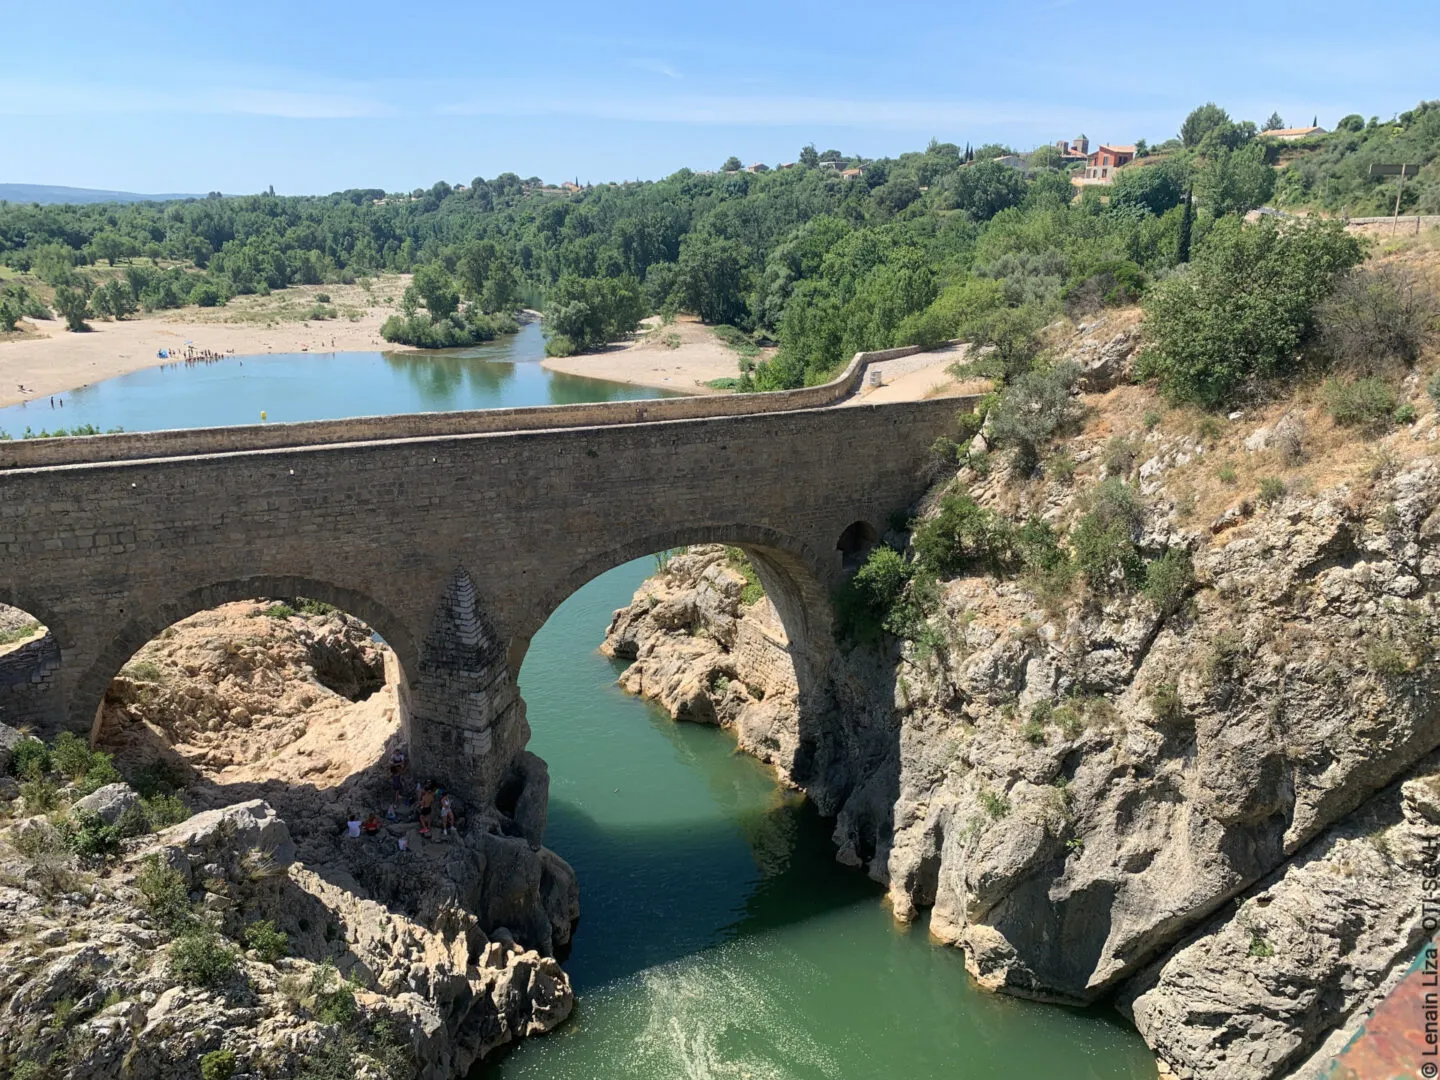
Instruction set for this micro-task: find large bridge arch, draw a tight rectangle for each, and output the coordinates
[69,574,423,741]
[510,522,835,676]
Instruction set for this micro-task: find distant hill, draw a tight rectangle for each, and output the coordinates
[0,184,203,206]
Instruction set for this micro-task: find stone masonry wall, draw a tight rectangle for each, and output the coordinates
[0,396,962,815]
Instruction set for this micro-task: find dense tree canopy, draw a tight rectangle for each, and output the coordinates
[2,100,1434,392]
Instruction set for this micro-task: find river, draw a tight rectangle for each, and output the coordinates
[3,323,1156,1079]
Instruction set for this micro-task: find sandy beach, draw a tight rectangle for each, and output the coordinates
[0,280,411,409]
[541,315,754,395]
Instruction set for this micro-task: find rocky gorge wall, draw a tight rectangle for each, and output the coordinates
[600,339,1440,1080]
[0,601,579,1079]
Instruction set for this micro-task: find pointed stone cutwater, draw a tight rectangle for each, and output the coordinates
[412,566,529,812]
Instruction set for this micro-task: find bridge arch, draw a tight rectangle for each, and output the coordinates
[514,522,835,675]
[70,574,421,740]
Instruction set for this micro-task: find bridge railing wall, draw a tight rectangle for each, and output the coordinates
[0,344,937,469]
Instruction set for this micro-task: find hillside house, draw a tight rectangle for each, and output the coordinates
[1260,125,1326,141]
[841,167,865,180]
[1054,136,1090,163]
[1083,144,1136,182]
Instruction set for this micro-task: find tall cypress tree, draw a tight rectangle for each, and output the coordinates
[1177,186,1194,263]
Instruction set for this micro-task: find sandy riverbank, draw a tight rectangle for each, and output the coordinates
[0,279,411,409]
[541,315,756,395]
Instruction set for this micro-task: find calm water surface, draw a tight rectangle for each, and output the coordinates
[0,321,666,436]
[8,328,1154,1077]
[489,561,1155,1080]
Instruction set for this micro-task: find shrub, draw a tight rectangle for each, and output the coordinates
[1248,932,1275,959]
[135,854,192,929]
[1323,376,1396,432]
[1021,719,1047,745]
[20,777,60,813]
[1142,409,1163,430]
[314,292,332,304]
[201,1049,238,1080]
[1149,682,1184,724]
[1205,629,1246,687]
[66,810,121,858]
[9,737,50,778]
[723,547,765,605]
[1137,217,1363,408]
[169,928,238,987]
[1070,479,1145,592]
[261,602,296,619]
[1103,437,1137,478]
[127,760,187,797]
[244,919,289,963]
[1257,476,1287,505]
[1396,402,1418,425]
[986,361,1082,473]
[1217,464,1238,485]
[50,732,93,779]
[1366,640,1411,677]
[912,494,1014,576]
[1428,370,1440,409]
[833,546,914,643]
[1316,265,1438,374]
[1144,549,1194,616]
[143,793,192,828]
[979,790,1011,820]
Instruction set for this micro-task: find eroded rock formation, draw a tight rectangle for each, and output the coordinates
[602,405,1440,1079]
[0,600,578,1078]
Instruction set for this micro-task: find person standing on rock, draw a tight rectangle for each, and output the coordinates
[440,793,455,835]
[418,782,435,837]
[389,746,407,808]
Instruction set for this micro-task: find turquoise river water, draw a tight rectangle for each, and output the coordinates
[4,322,1156,1078]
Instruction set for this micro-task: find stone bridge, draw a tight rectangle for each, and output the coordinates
[0,346,968,820]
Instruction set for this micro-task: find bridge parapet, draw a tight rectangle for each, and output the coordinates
[0,344,935,470]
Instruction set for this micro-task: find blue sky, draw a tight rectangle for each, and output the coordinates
[5,0,1437,195]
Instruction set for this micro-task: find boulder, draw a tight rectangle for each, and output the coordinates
[73,782,140,824]
[149,799,296,873]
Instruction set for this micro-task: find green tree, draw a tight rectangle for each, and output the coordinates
[799,144,820,168]
[1194,142,1275,216]
[52,286,91,332]
[1109,160,1188,216]
[722,156,743,172]
[1264,112,1285,132]
[1177,187,1194,263]
[1138,216,1363,406]
[409,263,460,318]
[1030,144,1064,170]
[947,161,1026,220]
[676,231,749,325]
[1181,103,1232,147]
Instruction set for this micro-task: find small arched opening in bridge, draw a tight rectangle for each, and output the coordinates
[0,601,61,735]
[492,529,862,987]
[80,579,418,811]
[836,520,880,572]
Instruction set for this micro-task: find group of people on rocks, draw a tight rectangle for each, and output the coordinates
[344,745,456,849]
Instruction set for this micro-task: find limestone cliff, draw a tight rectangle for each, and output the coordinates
[0,601,578,1079]
[601,355,1440,1079]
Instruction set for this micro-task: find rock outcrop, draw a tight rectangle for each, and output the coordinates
[601,386,1440,1079]
[1,600,579,1079]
